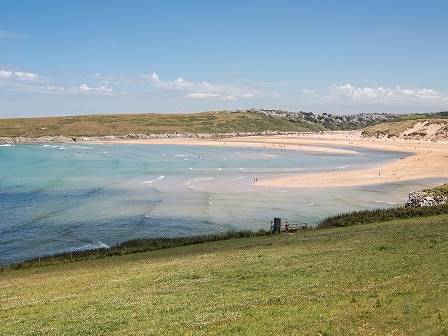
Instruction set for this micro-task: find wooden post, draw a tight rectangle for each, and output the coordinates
[274,217,281,233]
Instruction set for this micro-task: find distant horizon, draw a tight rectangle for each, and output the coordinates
[1,1,448,117]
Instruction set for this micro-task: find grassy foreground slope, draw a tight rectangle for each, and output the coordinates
[0,111,324,137]
[2,215,448,335]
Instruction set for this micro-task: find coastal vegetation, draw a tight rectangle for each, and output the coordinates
[319,203,448,228]
[423,183,448,197]
[2,202,447,270]
[0,230,268,271]
[1,110,447,139]
[1,213,448,335]
[0,111,324,137]
[397,111,448,121]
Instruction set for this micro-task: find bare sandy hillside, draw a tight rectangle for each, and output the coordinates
[362,119,448,141]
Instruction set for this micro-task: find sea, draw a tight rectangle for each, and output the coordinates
[0,143,441,264]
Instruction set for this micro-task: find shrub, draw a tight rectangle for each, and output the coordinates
[319,204,448,228]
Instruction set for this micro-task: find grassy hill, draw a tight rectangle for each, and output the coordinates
[2,214,448,335]
[0,111,325,138]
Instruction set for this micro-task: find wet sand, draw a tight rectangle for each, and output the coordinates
[100,131,448,188]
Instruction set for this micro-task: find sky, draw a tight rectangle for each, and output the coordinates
[1,0,448,117]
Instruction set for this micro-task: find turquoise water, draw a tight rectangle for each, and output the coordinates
[0,143,437,264]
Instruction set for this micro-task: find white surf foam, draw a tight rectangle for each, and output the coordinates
[0,144,12,147]
[374,201,396,205]
[72,241,110,252]
[142,175,165,185]
[186,177,215,188]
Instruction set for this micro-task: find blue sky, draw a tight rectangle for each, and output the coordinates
[1,0,448,117]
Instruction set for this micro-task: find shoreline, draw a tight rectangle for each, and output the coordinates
[4,204,448,270]
[93,131,448,188]
[251,133,448,188]
[2,131,447,188]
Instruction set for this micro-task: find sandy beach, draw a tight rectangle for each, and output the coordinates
[101,131,448,188]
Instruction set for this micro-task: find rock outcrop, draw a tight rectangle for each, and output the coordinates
[405,191,447,207]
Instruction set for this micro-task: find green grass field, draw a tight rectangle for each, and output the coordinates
[1,214,448,335]
[0,111,324,137]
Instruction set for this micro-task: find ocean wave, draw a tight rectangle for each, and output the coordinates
[0,144,12,147]
[374,200,396,205]
[71,241,110,252]
[142,175,165,185]
[186,177,214,188]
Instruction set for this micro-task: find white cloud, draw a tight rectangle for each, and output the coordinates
[186,92,220,99]
[78,84,113,94]
[329,83,448,103]
[0,70,39,81]
[151,72,160,82]
[185,93,239,100]
[301,88,316,95]
[0,67,117,96]
[14,71,39,81]
[0,30,29,40]
[0,68,46,94]
[145,72,257,100]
